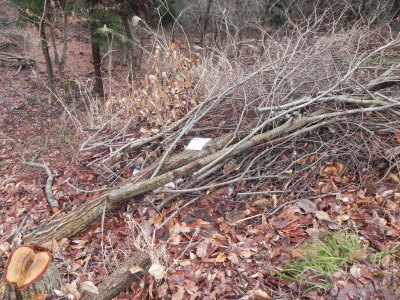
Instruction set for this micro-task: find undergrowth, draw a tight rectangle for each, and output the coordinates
[274,230,397,291]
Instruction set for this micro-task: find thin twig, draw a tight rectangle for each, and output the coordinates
[66,181,111,193]
[157,197,199,229]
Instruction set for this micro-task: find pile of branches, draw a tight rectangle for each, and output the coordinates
[0,52,36,67]
[23,22,400,299]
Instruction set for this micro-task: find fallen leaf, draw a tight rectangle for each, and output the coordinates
[240,249,253,258]
[253,289,272,300]
[129,266,144,275]
[148,263,166,280]
[349,265,361,278]
[215,252,227,263]
[225,209,250,223]
[80,281,98,294]
[348,249,367,261]
[171,289,185,300]
[297,198,317,213]
[29,295,49,300]
[190,208,212,222]
[386,173,400,183]
[315,210,332,222]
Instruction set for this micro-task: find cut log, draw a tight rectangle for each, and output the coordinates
[82,250,151,300]
[3,264,61,300]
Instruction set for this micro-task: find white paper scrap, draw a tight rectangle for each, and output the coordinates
[186,138,211,151]
[163,182,176,188]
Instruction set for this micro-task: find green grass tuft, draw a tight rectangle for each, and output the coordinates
[274,230,366,290]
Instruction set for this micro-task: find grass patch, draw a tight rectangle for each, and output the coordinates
[275,230,400,291]
[274,230,366,290]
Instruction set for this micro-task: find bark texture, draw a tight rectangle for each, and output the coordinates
[3,264,61,300]
[82,251,151,300]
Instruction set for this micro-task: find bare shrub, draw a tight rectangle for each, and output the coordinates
[104,42,202,130]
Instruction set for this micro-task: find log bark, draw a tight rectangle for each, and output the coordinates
[23,109,327,245]
[82,251,151,300]
[128,129,239,184]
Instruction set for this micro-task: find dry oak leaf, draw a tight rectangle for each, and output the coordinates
[297,198,317,213]
[253,289,272,300]
[171,289,185,300]
[80,281,99,294]
[315,210,332,222]
[215,252,227,263]
[225,209,251,223]
[149,263,166,280]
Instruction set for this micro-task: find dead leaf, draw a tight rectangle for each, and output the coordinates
[253,289,272,300]
[386,173,400,183]
[129,266,144,275]
[215,252,227,263]
[349,265,361,278]
[297,198,317,213]
[322,165,338,176]
[148,264,166,280]
[62,281,81,300]
[251,198,270,208]
[348,249,367,261]
[240,249,253,258]
[29,295,49,300]
[225,209,250,223]
[227,252,239,264]
[315,210,332,222]
[190,208,212,222]
[80,281,98,294]
[171,289,185,300]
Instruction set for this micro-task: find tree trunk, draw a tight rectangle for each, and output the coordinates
[39,24,58,100]
[90,22,104,97]
[48,15,60,68]
[59,11,69,72]
[121,15,136,82]
[200,0,213,47]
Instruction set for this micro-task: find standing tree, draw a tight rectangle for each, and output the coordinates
[85,0,155,96]
[10,0,59,99]
[86,0,106,97]
[116,0,155,81]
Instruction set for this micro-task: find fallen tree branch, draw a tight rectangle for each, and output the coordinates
[0,52,37,67]
[21,161,59,212]
[82,250,151,300]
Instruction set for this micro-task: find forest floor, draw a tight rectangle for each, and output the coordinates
[1,3,400,300]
